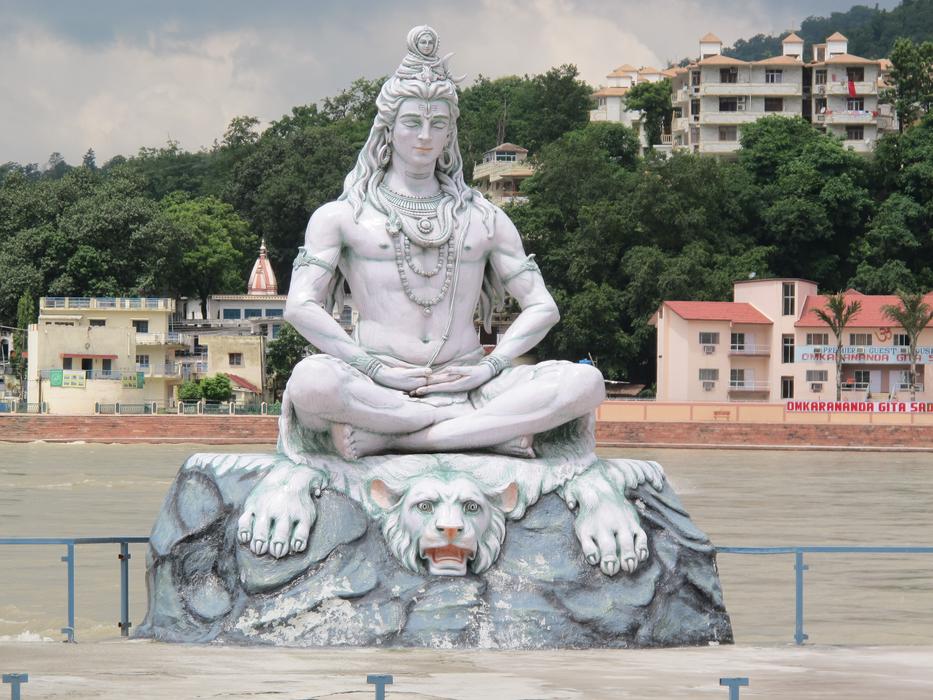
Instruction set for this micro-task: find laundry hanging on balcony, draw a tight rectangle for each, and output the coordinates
[848,80,857,97]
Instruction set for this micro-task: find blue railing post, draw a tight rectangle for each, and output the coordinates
[61,542,75,643]
[118,541,131,637]
[720,677,749,699]
[367,674,393,700]
[2,674,29,700]
[794,549,809,645]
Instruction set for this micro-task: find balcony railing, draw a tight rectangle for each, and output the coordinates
[825,81,876,95]
[729,344,770,355]
[729,380,770,391]
[701,111,766,124]
[814,110,877,125]
[700,82,799,97]
[136,363,180,377]
[41,297,173,311]
[136,332,188,345]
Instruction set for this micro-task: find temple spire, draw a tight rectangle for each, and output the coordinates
[247,239,278,295]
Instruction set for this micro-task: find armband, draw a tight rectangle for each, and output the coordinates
[501,254,541,284]
[293,246,336,273]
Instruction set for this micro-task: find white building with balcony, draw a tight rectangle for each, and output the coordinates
[472,143,535,205]
[590,63,677,149]
[26,297,187,414]
[670,31,895,155]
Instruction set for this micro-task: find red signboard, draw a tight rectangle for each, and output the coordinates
[786,401,933,413]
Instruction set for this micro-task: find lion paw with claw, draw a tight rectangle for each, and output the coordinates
[236,463,327,559]
[561,462,652,577]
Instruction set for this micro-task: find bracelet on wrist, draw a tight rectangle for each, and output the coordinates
[349,354,384,380]
[481,354,512,376]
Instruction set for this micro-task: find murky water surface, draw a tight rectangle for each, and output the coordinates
[1,443,931,644]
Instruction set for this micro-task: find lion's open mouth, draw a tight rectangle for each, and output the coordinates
[424,544,472,564]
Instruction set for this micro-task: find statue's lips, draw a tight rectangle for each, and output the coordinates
[424,544,472,563]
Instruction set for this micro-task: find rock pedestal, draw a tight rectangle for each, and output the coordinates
[137,453,732,648]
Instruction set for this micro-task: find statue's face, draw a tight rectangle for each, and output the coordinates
[390,98,451,171]
[416,32,436,56]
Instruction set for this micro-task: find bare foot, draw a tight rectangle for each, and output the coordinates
[490,434,535,459]
[331,423,394,460]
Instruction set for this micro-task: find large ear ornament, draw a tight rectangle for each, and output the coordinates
[493,482,519,514]
[370,478,403,509]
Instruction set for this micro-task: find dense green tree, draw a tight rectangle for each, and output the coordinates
[883,37,933,130]
[265,323,314,399]
[882,290,933,400]
[201,373,233,402]
[143,193,254,318]
[814,293,863,400]
[177,380,202,401]
[624,79,672,147]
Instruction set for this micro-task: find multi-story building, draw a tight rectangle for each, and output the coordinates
[670,32,894,155]
[472,143,535,205]
[651,279,933,402]
[26,297,187,413]
[590,63,677,148]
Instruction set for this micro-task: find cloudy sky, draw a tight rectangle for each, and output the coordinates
[0,0,900,165]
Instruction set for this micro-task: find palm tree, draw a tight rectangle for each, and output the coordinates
[813,293,863,401]
[882,290,933,401]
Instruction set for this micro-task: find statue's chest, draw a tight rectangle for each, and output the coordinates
[343,212,490,266]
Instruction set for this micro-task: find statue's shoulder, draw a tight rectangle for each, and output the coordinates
[310,199,354,224]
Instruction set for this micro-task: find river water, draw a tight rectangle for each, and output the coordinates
[1,443,931,645]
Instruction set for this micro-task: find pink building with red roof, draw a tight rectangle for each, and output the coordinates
[651,279,933,402]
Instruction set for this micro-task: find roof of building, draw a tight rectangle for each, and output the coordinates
[821,53,879,66]
[826,32,848,41]
[593,86,630,97]
[638,66,661,74]
[247,240,278,296]
[878,58,893,71]
[664,301,772,325]
[755,55,804,66]
[700,32,722,43]
[486,142,528,153]
[698,54,748,66]
[661,68,680,77]
[227,373,261,394]
[796,291,933,328]
[733,276,819,286]
[608,64,638,76]
[782,32,804,43]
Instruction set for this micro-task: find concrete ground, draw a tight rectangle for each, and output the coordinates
[1,640,932,699]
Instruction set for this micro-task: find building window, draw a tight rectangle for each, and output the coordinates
[730,368,745,386]
[731,332,745,350]
[265,308,283,317]
[846,126,864,140]
[854,369,871,388]
[846,67,864,82]
[782,282,795,315]
[89,319,106,327]
[815,97,827,114]
[102,359,112,372]
[847,97,864,111]
[849,333,872,346]
[63,357,73,370]
[271,324,282,339]
[339,305,353,326]
[229,353,243,367]
[244,308,262,319]
[764,97,783,112]
[782,335,795,363]
[690,98,700,115]
[781,376,795,399]
[699,369,719,381]
[223,308,242,320]
[806,370,829,382]
[698,332,720,345]
[719,126,738,141]
[765,69,783,84]
[720,68,738,83]
[132,320,149,333]
[806,332,830,345]
[893,333,910,346]
[597,97,606,107]
[719,97,738,112]
[135,354,150,368]
[815,70,827,85]
[691,71,701,87]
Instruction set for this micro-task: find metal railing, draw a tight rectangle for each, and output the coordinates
[729,344,770,355]
[0,539,930,645]
[717,545,933,645]
[41,297,171,311]
[0,537,149,642]
[728,380,770,391]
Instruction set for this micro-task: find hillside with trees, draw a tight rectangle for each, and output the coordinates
[724,0,933,60]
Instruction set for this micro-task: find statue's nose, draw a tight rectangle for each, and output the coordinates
[436,523,463,541]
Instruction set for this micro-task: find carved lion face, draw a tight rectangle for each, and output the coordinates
[370,475,518,576]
